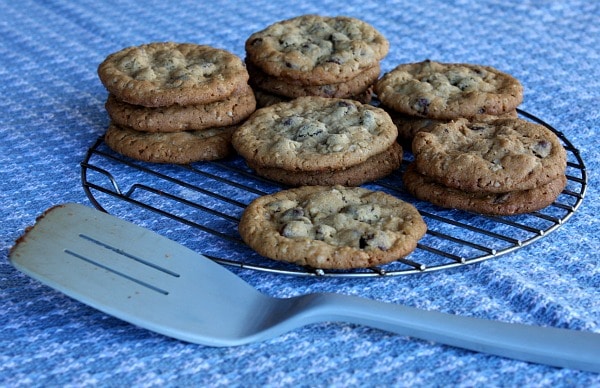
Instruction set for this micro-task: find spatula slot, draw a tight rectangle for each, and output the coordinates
[64,249,170,295]
[77,233,181,278]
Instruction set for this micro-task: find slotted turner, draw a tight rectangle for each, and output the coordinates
[9,203,600,372]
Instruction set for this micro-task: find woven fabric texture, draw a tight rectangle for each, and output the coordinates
[1,0,599,386]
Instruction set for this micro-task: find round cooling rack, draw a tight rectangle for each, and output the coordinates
[81,109,587,277]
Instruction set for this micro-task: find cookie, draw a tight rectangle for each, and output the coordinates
[403,164,567,215]
[104,84,256,132]
[252,85,373,108]
[389,112,443,146]
[232,97,398,172]
[238,185,427,269]
[104,123,236,164]
[245,15,389,85]
[98,42,249,107]
[390,109,518,145]
[247,61,378,100]
[247,142,402,186]
[412,117,567,193]
[374,60,523,119]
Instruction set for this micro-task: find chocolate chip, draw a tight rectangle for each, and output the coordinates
[358,232,390,251]
[294,124,326,141]
[415,98,430,115]
[470,125,487,131]
[532,140,551,158]
[325,58,342,65]
[359,236,369,249]
[281,207,305,220]
[300,43,312,53]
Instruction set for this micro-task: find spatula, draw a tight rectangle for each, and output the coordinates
[9,203,600,372]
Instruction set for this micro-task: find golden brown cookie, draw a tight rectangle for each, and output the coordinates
[375,60,523,119]
[247,142,402,186]
[238,185,427,269]
[98,42,249,107]
[403,164,566,215]
[247,61,378,100]
[232,97,398,172]
[245,15,389,85]
[389,109,518,145]
[104,123,236,164]
[252,86,373,108]
[411,117,567,193]
[104,84,256,132]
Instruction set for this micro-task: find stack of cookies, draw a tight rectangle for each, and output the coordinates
[403,117,567,215]
[374,59,522,145]
[244,14,389,107]
[232,96,402,187]
[97,42,256,164]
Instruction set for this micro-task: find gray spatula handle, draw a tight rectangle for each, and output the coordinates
[291,293,600,372]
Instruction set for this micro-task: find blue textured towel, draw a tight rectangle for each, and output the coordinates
[1,0,599,386]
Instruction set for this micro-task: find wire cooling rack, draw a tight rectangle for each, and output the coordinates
[81,109,587,277]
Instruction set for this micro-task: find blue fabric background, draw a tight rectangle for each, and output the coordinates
[1,0,599,386]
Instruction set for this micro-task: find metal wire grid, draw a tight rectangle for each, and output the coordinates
[81,110,587,277]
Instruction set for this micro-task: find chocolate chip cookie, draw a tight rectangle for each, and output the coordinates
[98,42,249,107]
[245,15,389,85]
[390,110,518,146]
[104,123,236,164]
[247,142,402,187]
[247,61,379,100]
[232,96,400,185]
[411,117,567,193]
[238,185,427,269]
[375,60,523,119]
[233,97,397,171]
[104,84,256,132]
[403,164,566,215]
